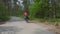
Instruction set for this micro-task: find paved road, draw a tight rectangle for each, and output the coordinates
[0,17,56,34]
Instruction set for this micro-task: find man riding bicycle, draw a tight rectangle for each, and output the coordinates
[24,11,29,23]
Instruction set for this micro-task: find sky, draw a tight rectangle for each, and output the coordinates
[18,0,23,6]
[18,0,24,10]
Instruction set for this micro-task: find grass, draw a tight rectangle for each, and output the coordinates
[0,16,10,22]
[20,16,60,26]
[30,17,60,26]
[19,15,24,18]
[30,17,48,22]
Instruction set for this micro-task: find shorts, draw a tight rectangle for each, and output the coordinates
[24,16,29,20]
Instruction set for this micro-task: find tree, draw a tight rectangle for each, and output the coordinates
[30,0,49,18]
[23,0,30,13]
[29,0,60,19]
[0,0,10,22]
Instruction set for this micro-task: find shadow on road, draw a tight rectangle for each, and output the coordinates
[0,22,6,25]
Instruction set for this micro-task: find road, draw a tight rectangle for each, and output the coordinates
[0,17,56,34]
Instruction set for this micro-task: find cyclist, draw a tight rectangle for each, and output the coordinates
[24,11,29,23]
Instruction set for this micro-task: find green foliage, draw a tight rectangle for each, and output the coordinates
[0,0,10,22]
[0,16,10,22]
[13,6,22,16]
[29,0,60,26]
[30,0,60,18]
[30,0,49,18]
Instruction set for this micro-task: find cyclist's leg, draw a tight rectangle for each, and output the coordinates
[26,16,29,20]
[26,16,30,23]
[24,16,28,21]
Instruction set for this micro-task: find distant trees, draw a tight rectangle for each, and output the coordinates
[0,0,10,22]
[3,0,22,16]
[29,0,59,19]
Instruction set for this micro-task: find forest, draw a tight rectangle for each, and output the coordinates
[0,0,60,26]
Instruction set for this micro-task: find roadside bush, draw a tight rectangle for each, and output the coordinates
[0,16,10,22]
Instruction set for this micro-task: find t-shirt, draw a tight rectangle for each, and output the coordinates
[24,12,28,16]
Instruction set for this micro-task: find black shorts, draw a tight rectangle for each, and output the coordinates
[25,16,29,20]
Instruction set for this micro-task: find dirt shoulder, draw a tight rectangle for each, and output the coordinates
[32,21,60,34]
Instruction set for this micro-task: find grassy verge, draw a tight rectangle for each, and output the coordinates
[0,16,10,22]
[19,15,24,18]
[30,17,60,26]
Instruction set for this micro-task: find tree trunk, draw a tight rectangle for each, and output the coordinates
[52,0,58,18]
